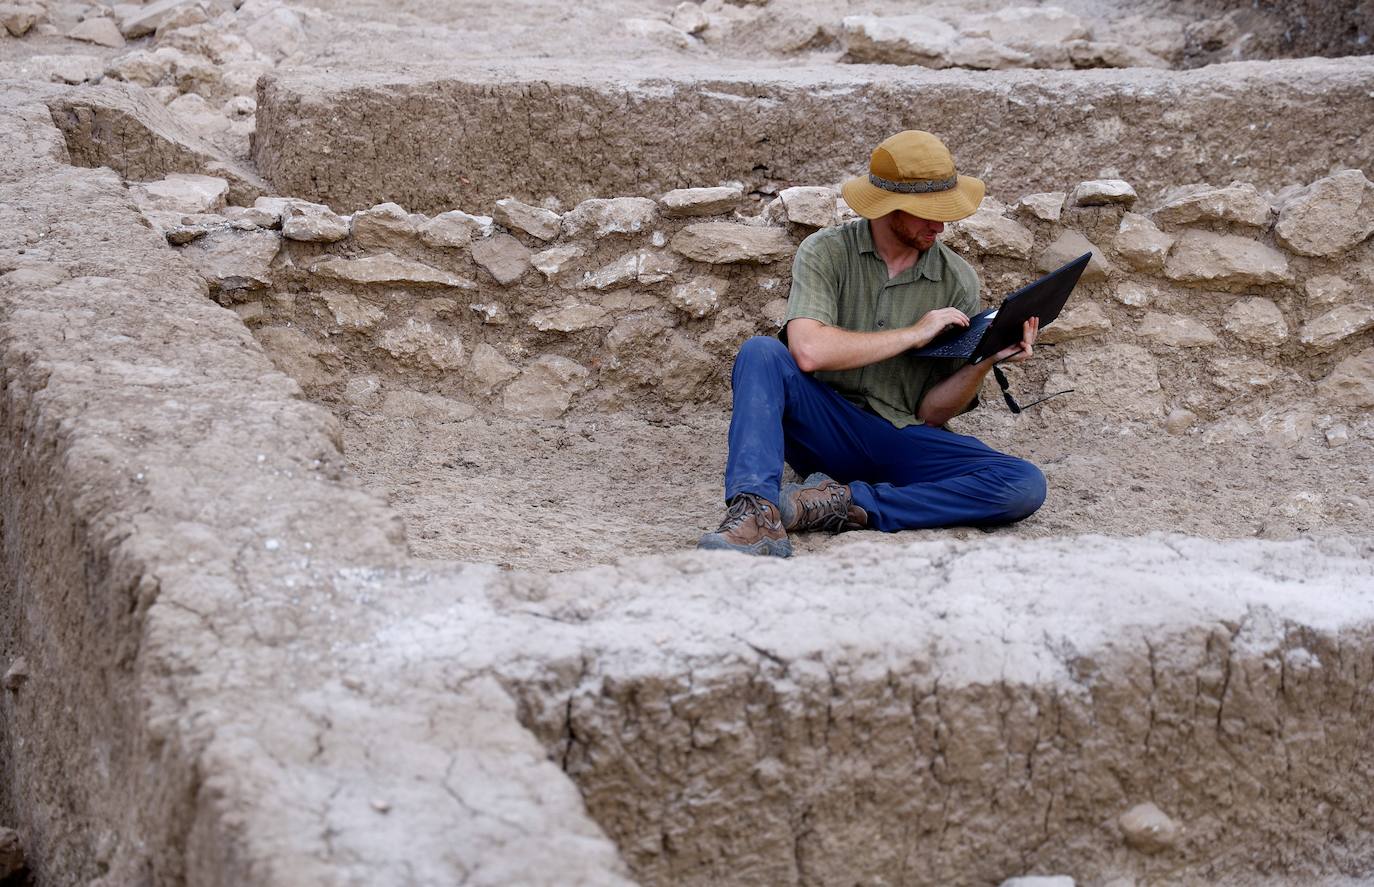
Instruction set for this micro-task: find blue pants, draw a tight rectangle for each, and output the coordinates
[724,336,1046,532]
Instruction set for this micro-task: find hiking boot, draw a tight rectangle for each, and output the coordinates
[779,473,868,533]
[697,493,793,557]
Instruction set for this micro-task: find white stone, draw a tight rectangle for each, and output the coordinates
[376,319,465,370]
[668,276,730,319]
[468,344,519,394]
[778,186,838,228]
[1165,408,1197,435]
[842,14,958,67]
[167,92,232,135]
[1017,191,1065,222]
[420,212,489,249]
[1112,281,1155,308]
[68,16,126,47]
[17,54,106,84]
[1067,40,1169,69]
[469,302,509,325]
[671,222,795,264]
[1,4,43,37]
[380,389,477,422]
[621,17,692,49]
[1299,304,1374,351]
[351,203,422,251]
[1073,180,1137,207]
[561,197,658,238]
[1274,169,1374,257]
[952,207,1034,259]
[282,201,350,243]
[179,229,280,300]
[1223,297,1289,346]
[670,2,709,35]
[471,234,533,286]
[323,292,385,330]
[1164,231,1292,288]
[1037,230,1111,282]
[530,245,585,280]
[1114,213,1173,272]
[131,173,229,214]
[529,305,611,333]
[309,254,476,289]
[1208,356,1281,393]
[255,326,336,389]
[638,250,680,284]
[1326,424,1351,448]
[116,0,202,38]
[1318,347,1374,408]
[579,253,641,291]
[1153,183,1272,228]
[503,355,590,419]
[1038,302,1110,344]
[493,198,562,242]
[1118,802,1179,853]
[1138,312,1217,348]
[963,6,1089,45]
[1305,275,1356,308]
[659,186,743,218]
[999,878,1075,887]
[243,5,305,62]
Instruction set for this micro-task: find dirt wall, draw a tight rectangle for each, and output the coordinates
[252,57,1374,215]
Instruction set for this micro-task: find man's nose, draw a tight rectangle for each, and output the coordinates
[928,221,944,234]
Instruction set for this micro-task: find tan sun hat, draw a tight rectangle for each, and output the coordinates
[840,130,985,223]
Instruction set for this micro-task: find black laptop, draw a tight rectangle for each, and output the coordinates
[912,253,1091,362]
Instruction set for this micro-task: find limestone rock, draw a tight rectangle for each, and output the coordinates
[381,389,476,422]
[1326,424,1351,447]
[2,657,28,691]
[964,6,1088,45]
[529,304,610,333]
[469,302,509,326]
[1153,183,1272,228]
[1112,281,1155,307]
[142,209,226,244]
[1073,179,1137,207]
[638,250,680,284]
[762,297,788,327]
[420,211,490,249]
[1038,302,1110,344]
[2,4,43,37]
[376,319,465,370]
[670,276,730,318]
[282,201,350,243]
[778,186,838,228]
[17,53,106,84]
[131,173,229,214]
[671,222,795,264]
[579,253,640,291]
[471,233,533,286]
[1114,213,1173,272]
[842,14,957,67]
[999,878,1074,887]
[1165,408,1197,435]
[351,203,422,252]
[1258,408,1315,450]
[1164,231,1292,288]
[1222,297,1288,346]
[670,2,709,35]
[1138,312,1217,347]
[1274,169,1374,257]
[952,207,1034,259]
[1038,230,1110,282]
[468,344,519,394]
[658,332,717,403]
[503,355,590,418]
[1299,304,1374,351]
[246,197,289,229]
[494,198,562,241]
[68,16,126,48]
[116,0,203,38]
[945,37,1032,70]
[167,93,233,135]
[1318,347,1374,407]
[1209,356,1281,393]
[621,17,693,49]
[180,229,280,301]
[323,292,385,330]
[530,245,585,280]
[0,825,24,879]
[310,254,476,289]
[561,197,658,238]
[1119,802,1179,854]
[256,326,336,389]
[1043,344,1163,417]
[659,186,743,218]
[1305,275,1355,308]
[243,5,305,62]
[1017,191,1065,222]
[1067,39,1168,69]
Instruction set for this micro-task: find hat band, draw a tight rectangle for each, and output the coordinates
[868,172,958,194]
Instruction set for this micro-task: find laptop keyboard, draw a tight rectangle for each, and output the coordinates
[920,313,994,358]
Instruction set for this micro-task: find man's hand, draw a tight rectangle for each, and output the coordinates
[982,317,1039,365]
[912,307,970,348]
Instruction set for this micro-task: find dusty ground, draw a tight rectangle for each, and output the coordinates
[342,403,1374,572]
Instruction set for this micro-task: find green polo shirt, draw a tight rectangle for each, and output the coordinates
[782,219,982,428]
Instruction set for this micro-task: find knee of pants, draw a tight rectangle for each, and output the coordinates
[1001,460,1047,520]
[733,335,795,378]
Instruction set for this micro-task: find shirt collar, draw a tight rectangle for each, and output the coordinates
[858,219,946,282]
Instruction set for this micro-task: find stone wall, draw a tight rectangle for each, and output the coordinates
[156,169,1374,437]
[251,57,1374,214]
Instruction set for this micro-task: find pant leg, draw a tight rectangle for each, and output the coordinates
[846,424,1047,531]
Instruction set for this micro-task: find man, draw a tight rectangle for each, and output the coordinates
[698,130,1046,557]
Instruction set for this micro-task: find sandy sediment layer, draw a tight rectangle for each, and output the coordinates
[252,57,1374,214]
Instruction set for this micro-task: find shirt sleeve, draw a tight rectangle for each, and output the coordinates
[782,233,840,334]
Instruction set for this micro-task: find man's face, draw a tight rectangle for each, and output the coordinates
[891,210,945,251]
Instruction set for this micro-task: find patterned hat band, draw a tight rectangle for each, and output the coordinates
[868,172,959,194]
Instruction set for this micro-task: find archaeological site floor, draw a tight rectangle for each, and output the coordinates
[2,0,1374,885]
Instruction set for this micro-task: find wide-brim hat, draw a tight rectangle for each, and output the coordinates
[841,130,985,223]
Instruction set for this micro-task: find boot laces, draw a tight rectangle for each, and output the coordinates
[716,494,763,532]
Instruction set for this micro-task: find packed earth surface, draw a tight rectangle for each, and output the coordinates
[1,0,1373,886]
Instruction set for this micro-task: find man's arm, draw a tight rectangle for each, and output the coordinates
[785,310,971,373]
[917,318,1040,426]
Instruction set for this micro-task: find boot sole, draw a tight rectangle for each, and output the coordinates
[696,534,793,558]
